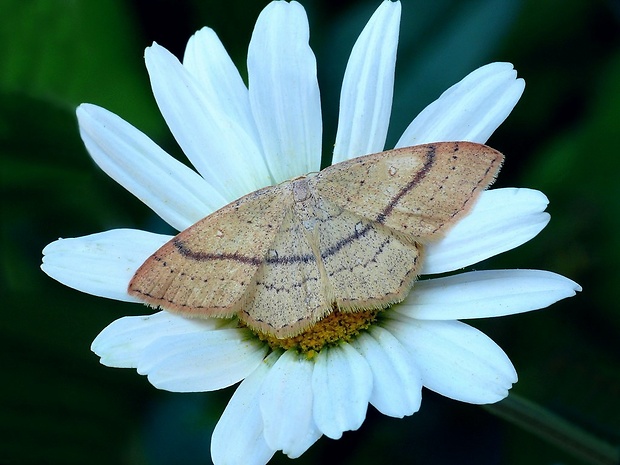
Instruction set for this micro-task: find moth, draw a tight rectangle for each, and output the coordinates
[129,142,503,338]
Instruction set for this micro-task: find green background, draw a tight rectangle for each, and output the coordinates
[2,0,619,464]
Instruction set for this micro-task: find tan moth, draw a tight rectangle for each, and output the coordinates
[129,142,503,338]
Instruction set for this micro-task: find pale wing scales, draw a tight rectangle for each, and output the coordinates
[128,183,293,318]
[313,196,422,309]
[238,208,331,337]
[313,142,503,240]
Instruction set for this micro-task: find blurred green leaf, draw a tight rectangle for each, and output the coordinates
[0,0,165,136]
[0,1,169,463]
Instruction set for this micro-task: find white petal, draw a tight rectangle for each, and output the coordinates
[145,44,271,200]
[248,0,322,182]
[423,188,550,275]
[351,326,422,418]
[183,27,260,149]
[137,328,269,392]
[312,343,372,439]
[260,350,322,458]
[332,1,401,163]
[91,311,224,368]
[396,62,525,147]
[211,352,279,465]
[398,270,582,320]
[384,316,517,404]
[41,229,170,302]
[77,104,223,231]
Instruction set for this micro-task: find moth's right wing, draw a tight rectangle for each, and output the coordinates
[313,142,503,241]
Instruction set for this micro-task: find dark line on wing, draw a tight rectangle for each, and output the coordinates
[173,222,370,267]
[265,251,316,265]
[173,238,316,266]
[173,238,263,266]
[320,222,372,260]
[173,146,436,267]
[376,144,436,225]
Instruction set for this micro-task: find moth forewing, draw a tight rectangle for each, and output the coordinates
[128,183,293,318]
[313,141,503,240]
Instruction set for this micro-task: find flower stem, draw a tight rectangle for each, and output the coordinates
[484,393,619,465]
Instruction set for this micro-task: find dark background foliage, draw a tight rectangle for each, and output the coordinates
[1,0,619,464]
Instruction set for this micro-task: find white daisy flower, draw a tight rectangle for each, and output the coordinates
[41,1,581,464]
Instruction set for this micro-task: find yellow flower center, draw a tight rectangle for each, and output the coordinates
[253,305,381,358]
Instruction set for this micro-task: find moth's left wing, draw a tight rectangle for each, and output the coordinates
[128,183,292,319]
